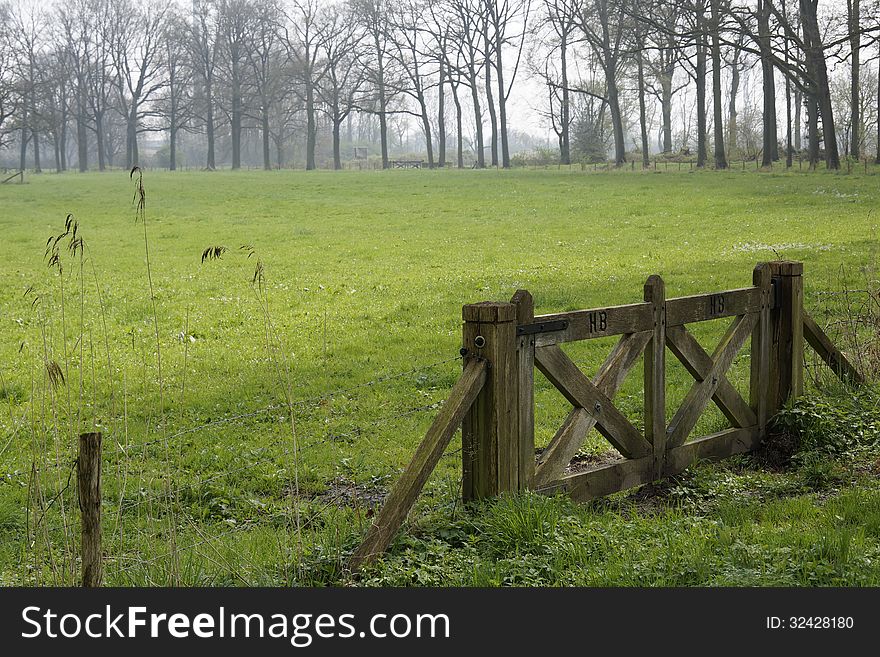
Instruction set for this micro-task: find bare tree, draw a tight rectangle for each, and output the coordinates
[216,0,255,170]
[449,0,487,168]
[317,2,364,169]
[0,2,19,151]
[57,0,98,172]
[352,0,396,168]
[246,0,286,170]
[536,0,577,164]
[640,1,686,154]
[285,0,331,170]
[9,1,46,171]
[107,0,170,168]
[727,0,841,169]
[157,9,196,170]
[576,0,630,166]
[756,0,778,165]
[847,0,862,159]
[388,0,438,167]
[189,0,222,169]
[725,30,745,157]
[40,48,71,170]
[422,0,458,167]
[709,0,727,168]
[428,0,468,167]
[484,0,532,167]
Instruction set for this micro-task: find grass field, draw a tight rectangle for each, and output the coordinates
[2,167,880,586]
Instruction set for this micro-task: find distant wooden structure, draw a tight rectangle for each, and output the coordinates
[353,147,368,160]
[390,160,425,169]
[1,170,24,184]
[350,260,863,568]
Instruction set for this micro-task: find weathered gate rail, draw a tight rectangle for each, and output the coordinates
[350,261,862,568]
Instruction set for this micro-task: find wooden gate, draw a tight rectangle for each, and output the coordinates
[350,260,862,568]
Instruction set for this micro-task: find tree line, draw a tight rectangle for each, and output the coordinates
[0,0,877,171]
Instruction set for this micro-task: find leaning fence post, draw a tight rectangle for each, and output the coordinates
[77,432,102,587]
[462,301,518,501]
[767,261,804,413]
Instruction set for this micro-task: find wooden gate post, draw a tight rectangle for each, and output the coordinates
[462,301,518,501]
[77,432,102,587]
[749,263,772,435]
[644,276,666,479]
[511,290,535,489]
[767,261,804,413]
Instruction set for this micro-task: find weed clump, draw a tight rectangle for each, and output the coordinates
[773,388,880,458]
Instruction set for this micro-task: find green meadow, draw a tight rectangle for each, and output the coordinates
[2,167,880,586]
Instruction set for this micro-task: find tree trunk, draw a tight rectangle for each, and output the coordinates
[785,74,793,167]
[170,90,178,171]
[375,34,389,169]
[453,84,464,168]
[33,129,41,173]
[560,31,571,165]
[131,124,139,167]
[127,105,139,168]
[333,117,342,170]
[876,45,880,163]
[801,0,839,169]
[469,65,485,168]
[306,71,317,170]
[19,111,28,171]
[848,0,860,159]
[52,130,61,172]
[76,91,88,172]
[757,0,777,167]
[794,88,802,151]
[494,27,510,168]
[95,113,106,172]
[438,61,446,168]
[696,37,708,167]
[806,93,819,167]
[232,68,242,170]
[60,107,68,172]
[710,0,727,169]
[608,71,626,165]
[637,48,649,168]
[728,47,740,155]
[418,94,434,167]
[262,103,271,170]
[661,72,673,153]
[760,57,776,167]
[170,124,177,171]
[206,80,216,170]
[484,34,498,167]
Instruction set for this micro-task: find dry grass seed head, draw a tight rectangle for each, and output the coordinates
[46,360,65,388]
[130,166,146,222]
[200,245,228,263]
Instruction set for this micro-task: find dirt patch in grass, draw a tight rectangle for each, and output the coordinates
[563,451,624,475]
[313,476,388,511]
[749,430,802,471]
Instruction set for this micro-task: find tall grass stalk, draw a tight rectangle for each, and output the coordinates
[131,166,180,584]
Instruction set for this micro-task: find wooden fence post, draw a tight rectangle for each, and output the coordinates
[462,301,518,501]
[767,261,804,413]
[644,276,666,479]
[511,290,535,489]
[78,432,102,587]
[749,263,772,435]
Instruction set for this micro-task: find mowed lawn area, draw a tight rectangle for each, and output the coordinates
[2,167,880,586]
